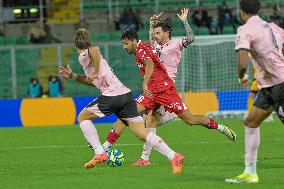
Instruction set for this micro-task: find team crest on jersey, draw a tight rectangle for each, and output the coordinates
[236,36,241,46]
[155,48,162,57]
[138,63,144,68]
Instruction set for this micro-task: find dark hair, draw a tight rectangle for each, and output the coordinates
[153,17,173,38]
[240,0,261,15]
[120,29,138,41]
[30,77,38,83]
[73,28,92,49]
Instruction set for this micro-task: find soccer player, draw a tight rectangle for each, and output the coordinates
[102,9,237,165]
[247,67,258,112]
[104,28,237,167]
[59,28,185,173]
[132,8,195,166]
[225,0,284,184]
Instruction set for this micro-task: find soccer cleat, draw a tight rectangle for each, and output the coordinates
[171,153,185,174]
[84,151,108,169]
[221,124,237,141]
[132,159,150,166]
[225,173,259,184]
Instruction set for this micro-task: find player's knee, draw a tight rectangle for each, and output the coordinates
[244,118,258,128]
[77,113,85,123]
[77,110,88,123]
[148,119,158,128]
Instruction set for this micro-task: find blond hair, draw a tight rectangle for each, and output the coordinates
[73,28,92,49]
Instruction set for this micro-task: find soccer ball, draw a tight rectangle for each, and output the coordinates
[107,149,125,167]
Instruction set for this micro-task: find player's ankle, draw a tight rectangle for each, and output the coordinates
[207,118,219,129]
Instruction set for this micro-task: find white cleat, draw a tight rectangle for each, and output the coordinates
[225,173,259,184]
[221,124,237,141]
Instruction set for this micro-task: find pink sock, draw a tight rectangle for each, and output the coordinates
[141,128,156,160]
[79,120,104,155]
[245,126,260,164]
[146,133,175,160]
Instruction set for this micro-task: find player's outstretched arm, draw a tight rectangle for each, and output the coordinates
[149,12,164,45]
[237,49,250,85]
[59,65,94,87]
[177,8,195,48]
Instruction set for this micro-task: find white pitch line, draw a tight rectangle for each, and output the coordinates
[1,138,283,150]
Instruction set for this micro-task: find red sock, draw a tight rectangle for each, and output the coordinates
[107,131,120,144]
[207,118,219,129]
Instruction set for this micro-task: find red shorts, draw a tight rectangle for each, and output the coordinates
[136,86,187,114]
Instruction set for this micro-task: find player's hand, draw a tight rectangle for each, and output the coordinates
[144,89,153,98]
[59,65,73,79]
[150,12,164,24]
[86,74,98,82]
[143,84,153,97]
[238,74,250,86]
[177,8,189,21]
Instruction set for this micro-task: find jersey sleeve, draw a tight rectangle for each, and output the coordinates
[175,38,184,50]
[235,27,253,51]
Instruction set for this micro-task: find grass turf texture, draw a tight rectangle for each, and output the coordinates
[0,119,283,189]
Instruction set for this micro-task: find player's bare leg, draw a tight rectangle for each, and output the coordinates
[132,111,160,166]
[77,109,108,169]
[126,116,184,174]
[225,106,270,184]
[177,110,237,141]
[103,102,147,151]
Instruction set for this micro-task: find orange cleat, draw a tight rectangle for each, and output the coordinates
[84,151,108,169]
[171,153,185,174]
[132,159,150,166]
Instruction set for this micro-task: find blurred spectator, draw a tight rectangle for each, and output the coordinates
[217,2,232,34]
[28,20,46,44]
[47,76,63,97]
[44,24,62,43]
[118,6,139,32]
[230,10,240,32]
[27,77,43,98]
[134,9,144,31]
[0,23,6,38]
[0,29,4,38]
[191,6,213,34]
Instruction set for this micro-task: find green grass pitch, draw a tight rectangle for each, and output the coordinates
[0,119,283,189]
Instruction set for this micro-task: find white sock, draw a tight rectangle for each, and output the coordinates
[146,133,175,160]
[79,120,104,155]
[141,128,156,160]
[217,124,225,132]
[244,162,257,175]
[157,112,178,126]
[244,126,260,175]
[103,141,112,150]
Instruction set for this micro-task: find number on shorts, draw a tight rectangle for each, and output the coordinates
[136,95,144,103]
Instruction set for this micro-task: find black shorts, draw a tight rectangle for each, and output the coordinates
[86,92,140,119]
[254,82,284,123]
